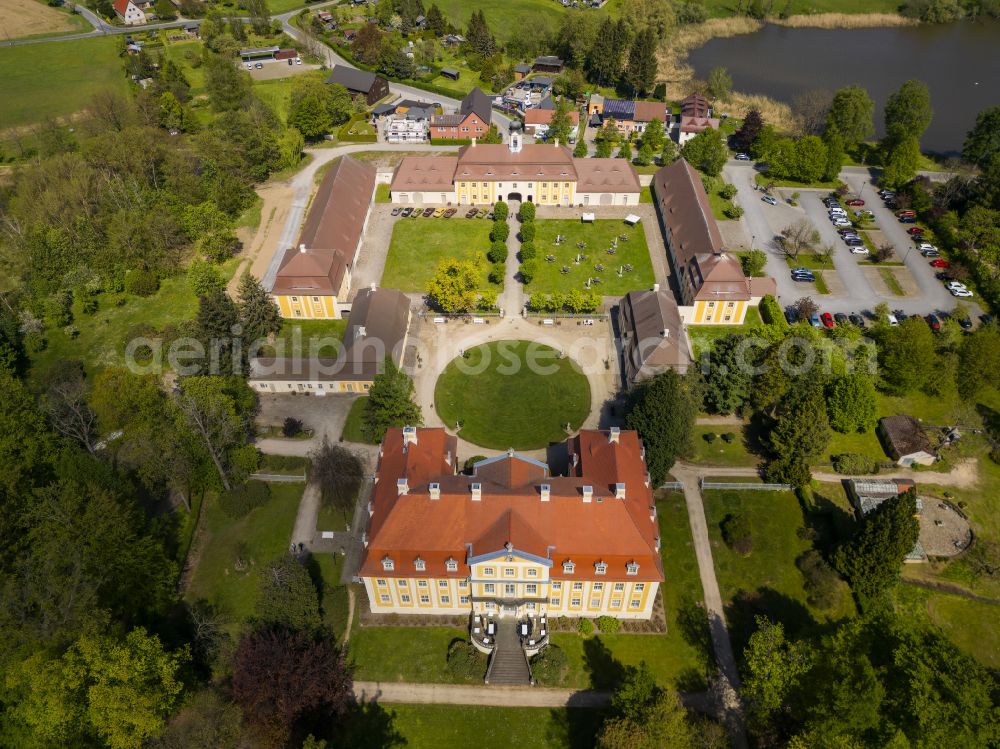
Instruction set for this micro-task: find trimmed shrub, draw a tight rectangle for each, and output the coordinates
[519,221,536,242]
[529,644,568,685]
[124,269,160,297]
[519,241,537,261]
[721,432,735,443]
[517,201,536,222]
[832,453,880,475]
[703,431,717,444]
[724,204,744,219]
[796,549,843,610]
[259,454,310,473]
[596,616,620,634]
[519,259,537,284]
[758,294,787,328]
[576,618,594,636]
[720,512,753,555]
[218,481,271,518]
[488,263,505,285]
[487,241,508,264]
[490,221,510,243]
[720,183,738,200]
[282,417,303,437]
[464,455,487,474]
[493,201,509,222]
[446,640,486,681]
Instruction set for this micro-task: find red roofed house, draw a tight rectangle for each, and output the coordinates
[522,107,580,138]
[429,87,492,141]
[652,158,776,324]
[361,427,663,624]
[114,0,148,24]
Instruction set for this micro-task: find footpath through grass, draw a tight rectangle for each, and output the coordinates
[0,36,128,130]
[381,217,493,292]
[434,340,591,450]
[525,219,655,296]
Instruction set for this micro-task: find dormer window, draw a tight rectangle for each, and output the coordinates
[382,556,394,571]
[414,557,426,571]
[626,561,639,576]
[446,558,458,572]
[595,561,607,575]
[563,560,575,574]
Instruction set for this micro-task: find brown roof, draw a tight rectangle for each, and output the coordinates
[680,93,710,118]
[454,143,577,182]
[880,416,934,458]
[459,87,493,124]
[574,158,641,193]
[619,288,690,382]
[693,254,752,302]
[633,101,668,123]
[250,287,411,382]
[271,249,347,296]
[361,428,663,582]
[429,113,465,127]
[523,108,580,127]
[680,115,720,133]
[390,156,459,192]
[748,276,777,298]
[297,155,376,257]
[652,159,725,266]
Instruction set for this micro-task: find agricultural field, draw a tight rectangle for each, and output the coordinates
[0,0,91,40]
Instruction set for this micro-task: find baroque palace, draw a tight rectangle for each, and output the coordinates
[360,426,663,621]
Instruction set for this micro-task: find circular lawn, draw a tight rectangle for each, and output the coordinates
[434,340,591,450]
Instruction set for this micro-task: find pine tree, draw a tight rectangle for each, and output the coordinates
[237,272,282,345]
[466,10,496,57]
[426,3,445,35]
[363,358,422,442]
[586,18,617,86]
[195,290,240,375]
[624,28,657,97]
[573,139,588,158]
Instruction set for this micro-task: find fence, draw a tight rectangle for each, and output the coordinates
[249,472,307,483]
[700,480,792,491]
[659,481,684,490]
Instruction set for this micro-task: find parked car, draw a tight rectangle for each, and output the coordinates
[946,280,967,290]
[952,288,974,298]
[929,259,951,268]
[922,249,941,258]
[829,206,847,214]
[245,63,254,70]
[735,153,751,160]
[846,199,865,206]
[898,216,917,224]
[886,314,899,326]
[915,242,937,251]
[762,195,778,205]
[895,209,916,218]
[958,316,973,329]
[287,58,293,66]
[834,312,849,325]
[791,272,816,283]
[784,308,799,324]
[391,207,402,216]
[444,208,457,218]
[821,312,835,328]
[400,207,412,217]
[432,208,445,218]
[849,313,866,327]
[885,200,898,209]
[850,247,870,255]
[254,62,263,69]
[832,218,853,227]
[907,227,925,235]
[466,208,478,218]
[422,207,435,217]
[926,314,941,331]
[810,313,822,327]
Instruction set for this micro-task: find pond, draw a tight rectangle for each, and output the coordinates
[688,21,1000,155]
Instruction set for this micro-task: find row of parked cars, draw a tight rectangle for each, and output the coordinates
[890,197,974,298]
[391,206,490,219]
[785,307,973,331]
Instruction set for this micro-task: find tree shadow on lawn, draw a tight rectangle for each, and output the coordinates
[796,485,857,561]
[675,595,715,677]
[725,586,817,657]
[741,413,773,465]
[337,698,406,749]
[546,705,606,749]
[582,636,628,690]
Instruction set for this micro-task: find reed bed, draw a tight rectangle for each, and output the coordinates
[773,12,918,29]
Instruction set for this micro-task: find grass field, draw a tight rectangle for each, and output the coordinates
[894,584,1000,670]
[348,626,474,683]
[341,396,375,443]
[703,488,855,651]
[524,220,655,296]
[0,0,91,40]
[0,36,127,131]
[184,483,304,634]
[432,0,567,41]
[690,425,759,467]
[381,218,493,292]
[685,306,764,358]
[435,340,591,450]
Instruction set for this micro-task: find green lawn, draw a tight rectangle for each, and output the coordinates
[784,253,834,271]
[382,218,493,292]
[338,113,378,142]
[524,220,655,296]
[824,427,886,464]
[0,36,128,130]
[341,396,377,444]
[260,318,347,359]
[703,488,855,651]
[690,425,759,468]
[755,173,841,190]
[184,483,304,633]
[701,174,736,222]
[162,39,207,96]
[375,183,392,203]
[686,306,764,358]
[385,705,601,749]
[434,340,591,450]
[348,626,476,683]
[432,0,566,41]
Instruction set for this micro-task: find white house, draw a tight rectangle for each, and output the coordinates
[113,0,147,25]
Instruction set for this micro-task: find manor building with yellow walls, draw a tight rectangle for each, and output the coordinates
[360,426,663,620]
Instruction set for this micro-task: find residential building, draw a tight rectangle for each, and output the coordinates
[618,286,692,383]
[249,286,411,395]
[651,159,776,324]
[429,87,492,141]
[532,55,564,74]
[678,115,721,145]
[113,0,147,25]
[680,93,711,118]
[326,65,390,105]
[361,427,663,620]
[598,99,668,135]
[384,116,428,143]
[514,63,532,81]
[390,134,641,206]
[878,416,936,466]
[270,156,376,319]
[587,93,604,116]
[523,107,580,138]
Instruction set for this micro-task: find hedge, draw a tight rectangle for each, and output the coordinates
[758,294,787,328]
[519,241,536,261]
[519,221,535,242]
[489,221,510,242]
[218,481,272,519]
[832,453,880,475]
[124,269,160,297]
[487,241,508,263]
[430,137,477,145]
[259,454,310,474]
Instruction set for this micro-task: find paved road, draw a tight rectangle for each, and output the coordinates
[2,5,203,46]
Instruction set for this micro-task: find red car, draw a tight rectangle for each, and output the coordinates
[907,227,925,235]
[895,209,916,218]
[846,199,865,206]
[929,259,951,268]
[821,312,835,328]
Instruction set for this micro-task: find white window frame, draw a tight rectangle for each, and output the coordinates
[626,562,639,576]
[414,558,426,571]
[446,559,458,572]
[484,583,495,594]
[563,560,575,574]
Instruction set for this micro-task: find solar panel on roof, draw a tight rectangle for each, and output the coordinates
[603,99,636,119]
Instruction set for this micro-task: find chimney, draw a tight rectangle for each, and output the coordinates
[649,504,656,522]
[582,485,593,503]
[540,484,551,502]
[572,453,578,468]
[396,478,409,495]
[471,483,482,501]
[402,426,417,446]
[445,450,452,466]
[429,482,441,500]
[356,325,367,340]
[554,138,560,148]
[662,328,670,339]
[299,243,307,253]
[367,500,373,516]
[652,283,660,292]
[615,482,626,499]
[370,282,377,291]
[608,427,620,443]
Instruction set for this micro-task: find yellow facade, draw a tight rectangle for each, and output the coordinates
[273,293,340,320]
[454,180,575,206]
[251,379,373,395]
[692,299,748,325]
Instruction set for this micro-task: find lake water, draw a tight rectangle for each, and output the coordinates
[688,21,1000,155]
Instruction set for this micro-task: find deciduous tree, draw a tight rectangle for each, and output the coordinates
[825,373,878,433]
[363,358,422,443]
[826,85,875,149]
[310,437,364,519]
[624,369,700,485]
[884,79,933,145]
[680,127,727,176]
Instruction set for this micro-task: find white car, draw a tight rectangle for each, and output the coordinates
[946,281,967,291]
[887,314,899,326]
[951,288,974,298]
[832,219,852,227]
[245,62,253,70]
[735,153,751,160]
[850,247,870,255]
[295,57,302,65]
[916,243,937,252]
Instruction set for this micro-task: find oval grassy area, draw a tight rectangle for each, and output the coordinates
[434,340,591,450]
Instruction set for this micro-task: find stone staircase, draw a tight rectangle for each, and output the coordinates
[484,620,532,686]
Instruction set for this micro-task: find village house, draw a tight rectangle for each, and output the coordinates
[113,0,148,25]
[532,55,564,74]
[618,285,692,383]
[326,65,390,105]
[269,156,376,320]
[594,98,668,135]
[878,416,937,466]
[522,107,580,139]
[360,427,663,621]
[429,87,492,141]
[390,133,641,206]
[676,93,720,145]
[651,159,775,324]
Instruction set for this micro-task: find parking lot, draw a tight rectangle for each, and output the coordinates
[244,58,321,81]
